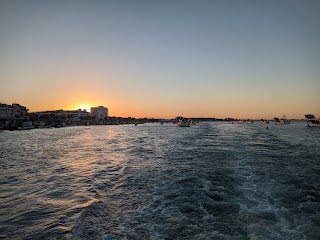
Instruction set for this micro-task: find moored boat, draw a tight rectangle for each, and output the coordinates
[178,118,190,127]
[305,114,320,127]
[274,115,290,124]
[54,122,67,128]
[18,121,34,130]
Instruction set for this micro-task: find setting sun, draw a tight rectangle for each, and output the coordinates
[74,104,91,112]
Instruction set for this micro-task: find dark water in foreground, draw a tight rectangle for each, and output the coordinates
[0,122,319,239]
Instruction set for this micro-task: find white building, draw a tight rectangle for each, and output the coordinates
[35,109,91,119]
[0,103,28,119]
[91,106,108,123]
[0,104,12,119]
[11,103,28,118]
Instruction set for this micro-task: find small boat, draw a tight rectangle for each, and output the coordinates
[34,121,51,128]
[247,119,254,123]
[18,121,34,130]
[274,115,290,124]
[178,118,190,127]
[305,114,320,127]
[261,119,269,124]
[54,122,67,128]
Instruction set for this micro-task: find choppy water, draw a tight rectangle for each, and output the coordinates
[0,122,319,239]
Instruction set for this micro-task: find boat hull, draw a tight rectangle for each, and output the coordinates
[305,114,320,127]
[307,120,320,127]
[17,126,34,130]
[178,119,190,127]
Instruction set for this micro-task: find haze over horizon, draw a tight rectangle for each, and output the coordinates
[1,0,319,119]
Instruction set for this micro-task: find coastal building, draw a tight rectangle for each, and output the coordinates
[34,109,91,123]
[0,103,28,119]
[0,104,12,119]
[90,106,108,123]
[11,103,28,118]
[34,109,90,117]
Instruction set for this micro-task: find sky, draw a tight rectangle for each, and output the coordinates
[0,0,319,119]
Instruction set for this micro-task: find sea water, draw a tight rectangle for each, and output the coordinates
[0,122,319,239]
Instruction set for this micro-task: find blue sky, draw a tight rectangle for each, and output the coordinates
[0,0,319,118]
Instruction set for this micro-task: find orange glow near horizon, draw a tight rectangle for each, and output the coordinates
[73,104,92,113]
[1,1,320,121]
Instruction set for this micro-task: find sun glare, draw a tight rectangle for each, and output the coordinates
[74,104,91,112]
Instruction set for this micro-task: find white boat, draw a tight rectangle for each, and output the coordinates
[18,121,34,130]
[274,115,290,124]
[305,114,320,127]
[35,121,51,128]
[261,119,269,124]
[178,118,190,127]
[54,122,67,128]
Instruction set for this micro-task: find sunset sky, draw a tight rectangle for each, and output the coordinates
[1,0,319,119]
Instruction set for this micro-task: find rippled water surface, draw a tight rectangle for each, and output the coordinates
[0,122,320,239]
